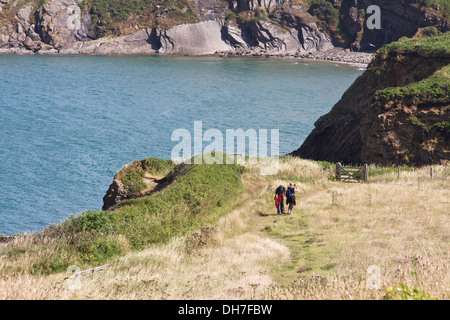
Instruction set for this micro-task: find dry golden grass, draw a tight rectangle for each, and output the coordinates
[0,182,289,300]
[256,160,449,300]
[0,157,448,300]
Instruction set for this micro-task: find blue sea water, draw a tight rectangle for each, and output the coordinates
[0,55,363,235]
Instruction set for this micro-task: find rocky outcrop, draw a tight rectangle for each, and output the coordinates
[0,2,40,51]
[102,174,129,211]
[36,0,91,47]
[58,29,155,55]
[292,33,450,166]
[220,20,333,54]
[0,0,90,53]
[156,20,233,55]
[102,160,171,210]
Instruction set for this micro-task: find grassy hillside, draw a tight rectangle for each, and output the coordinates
[0,155,243,275]
[0,156,448,299]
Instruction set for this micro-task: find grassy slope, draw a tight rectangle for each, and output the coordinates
[0,155,243,275]
[0,156,448,299]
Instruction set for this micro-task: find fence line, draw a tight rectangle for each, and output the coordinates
[336,163,368,182]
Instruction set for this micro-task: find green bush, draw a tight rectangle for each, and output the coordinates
[226,12,237,20]
[255,7,268,21]
[66,210,114,234]
[76,237,124,262]
[308,0,339,28]
[315,160,336,171]
[358,9,366,19]
[384,284,437,300]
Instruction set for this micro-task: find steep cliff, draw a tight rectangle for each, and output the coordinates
[0,0,448,55]
[292,32,450,166]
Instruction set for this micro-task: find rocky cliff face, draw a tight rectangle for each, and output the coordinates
[329,0,449,51]
[0,0,333,55]
[0,0,448,55]
[1,0,88,53]
[292,33,450,166]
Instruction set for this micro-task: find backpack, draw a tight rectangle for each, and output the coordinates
[286,187,292,199]
[275,185,286,195]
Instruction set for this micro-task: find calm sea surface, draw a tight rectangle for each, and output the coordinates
[0,55,363,235]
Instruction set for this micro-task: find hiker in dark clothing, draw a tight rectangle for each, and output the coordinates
[286,183,297,215]
[274,185,286,214]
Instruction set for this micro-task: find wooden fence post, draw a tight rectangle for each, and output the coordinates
[363,164,369,182]
[336,162,342,181]
[430,167,433,179]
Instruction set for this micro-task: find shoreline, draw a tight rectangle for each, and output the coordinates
[0,46,375,67]
[215,47,375,67]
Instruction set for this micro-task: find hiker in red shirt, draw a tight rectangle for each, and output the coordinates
[274,185,286,214]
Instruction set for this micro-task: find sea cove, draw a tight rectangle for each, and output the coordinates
[0,55,363,235]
